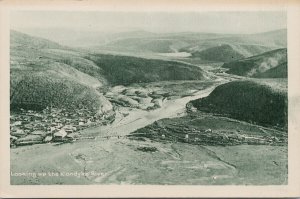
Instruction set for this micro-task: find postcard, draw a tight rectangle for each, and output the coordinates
[0,0,300,197]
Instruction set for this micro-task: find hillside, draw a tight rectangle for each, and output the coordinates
[94,29,286,61]
[86,54,212,86]
[10,73,108,111]
[191,44,245,62]
[11,30,213,112]
[222,48,287,78]
[10,30,62,49]
[10,30,112,114]
[190,79,288,129]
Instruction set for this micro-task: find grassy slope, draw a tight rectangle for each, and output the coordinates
[191,44,245,62]
[10,30,112,113]
[10,30,61,49]
[11,31,107,86]
[86,54,211,86]
[10,73,103,111]
[190,79,288,129]
[222,48,287,78]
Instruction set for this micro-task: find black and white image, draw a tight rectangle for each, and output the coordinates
[9,11,288,185]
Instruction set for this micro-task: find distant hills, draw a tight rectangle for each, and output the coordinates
[222,48,287,78]
[14,28,287,63]
[10,30,212,111]
[94,29,286,61]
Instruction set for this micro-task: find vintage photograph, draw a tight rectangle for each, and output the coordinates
[9,10,288,185]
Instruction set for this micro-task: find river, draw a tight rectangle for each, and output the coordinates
[87,83,222,138]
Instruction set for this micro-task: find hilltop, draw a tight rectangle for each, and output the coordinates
[191,44,245,62]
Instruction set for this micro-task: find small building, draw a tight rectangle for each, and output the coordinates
[44,135,53,142]
[12,121,22,126]
[184,134,189,142]
[11,129,26,137]
[63,125,76,133]
[48,127,56,132]
[31,130,46,136]
[53,129,67,139]
[205,129,212,133]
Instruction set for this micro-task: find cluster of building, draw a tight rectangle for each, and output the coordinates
[134,124,287,146]
[10,107,114,147]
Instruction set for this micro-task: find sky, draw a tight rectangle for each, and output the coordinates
[11,11,286,34]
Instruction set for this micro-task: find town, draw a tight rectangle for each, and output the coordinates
[10,106,115,147]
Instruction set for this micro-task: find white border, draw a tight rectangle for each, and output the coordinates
[1,0,300,198]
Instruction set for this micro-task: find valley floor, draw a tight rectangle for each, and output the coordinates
[10,79,288,185]
[11,138,287,185]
